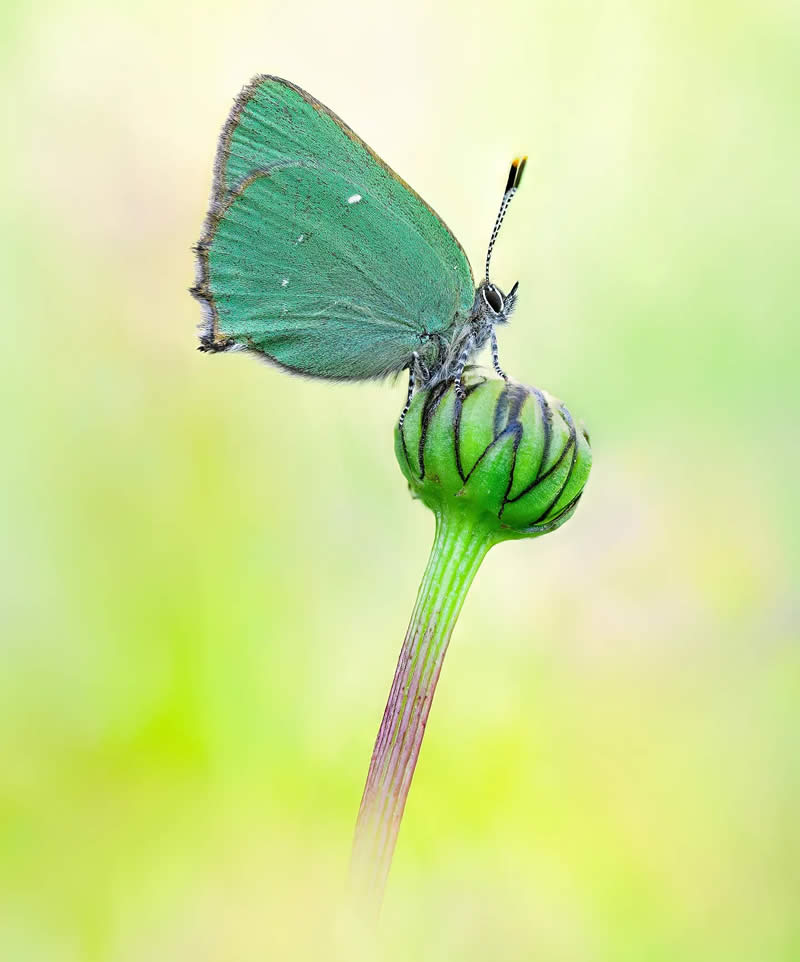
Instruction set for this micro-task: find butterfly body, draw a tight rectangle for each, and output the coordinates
[192,76,524,397]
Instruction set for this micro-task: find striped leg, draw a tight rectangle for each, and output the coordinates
[398,353,418,428]
[490,328,508,381]
[452,337,475,400]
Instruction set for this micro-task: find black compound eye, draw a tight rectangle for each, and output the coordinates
[483,285,504,313]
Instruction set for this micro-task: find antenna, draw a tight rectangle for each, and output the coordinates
[485,156,527,283]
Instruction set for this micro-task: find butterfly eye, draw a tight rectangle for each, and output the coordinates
[483,285,504,314]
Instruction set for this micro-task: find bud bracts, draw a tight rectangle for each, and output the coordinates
[395,371,592,538]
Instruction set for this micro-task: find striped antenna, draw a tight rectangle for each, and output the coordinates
[485,156,527,283]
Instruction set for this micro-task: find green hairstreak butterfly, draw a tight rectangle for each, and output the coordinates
[191,76,526,421]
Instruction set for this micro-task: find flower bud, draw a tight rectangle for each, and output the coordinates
[396,370,591,538]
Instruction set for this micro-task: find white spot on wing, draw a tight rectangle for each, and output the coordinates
[347,194,362,204]
[295,234,305,244]
[281,278,289,287]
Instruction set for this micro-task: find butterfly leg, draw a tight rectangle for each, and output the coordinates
[452,336,475,400]
[398,354,419,428]
[490,328,509,381]
[415,350,431,385]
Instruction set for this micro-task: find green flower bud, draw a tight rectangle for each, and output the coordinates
[395,369,592,539]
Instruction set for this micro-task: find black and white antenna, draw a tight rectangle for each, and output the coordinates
[485,156,527,283]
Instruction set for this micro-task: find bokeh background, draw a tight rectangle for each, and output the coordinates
[3,0,799,959]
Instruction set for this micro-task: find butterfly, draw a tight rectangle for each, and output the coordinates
[191,75,526,423]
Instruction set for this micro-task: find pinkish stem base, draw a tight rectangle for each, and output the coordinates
[350,509,495,912]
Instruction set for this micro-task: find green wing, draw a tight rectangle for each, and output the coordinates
[193,76,475,380]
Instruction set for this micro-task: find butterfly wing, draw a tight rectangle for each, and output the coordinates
[193,76,475,380]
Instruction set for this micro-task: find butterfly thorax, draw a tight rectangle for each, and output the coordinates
[418,280,518,388]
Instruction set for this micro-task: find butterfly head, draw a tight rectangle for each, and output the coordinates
[477,279,518,325]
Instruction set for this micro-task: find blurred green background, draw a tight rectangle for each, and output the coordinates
[2,0,799,959]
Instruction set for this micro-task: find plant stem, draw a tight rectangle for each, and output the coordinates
[350,507,495,912]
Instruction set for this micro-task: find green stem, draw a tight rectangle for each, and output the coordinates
[350,507,495,913]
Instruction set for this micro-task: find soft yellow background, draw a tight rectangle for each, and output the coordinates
[2,0,798,959]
